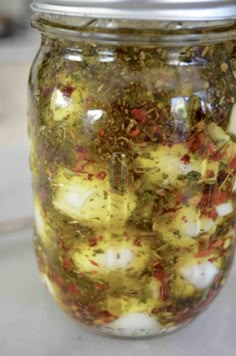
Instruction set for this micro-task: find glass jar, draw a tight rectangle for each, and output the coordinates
[28,0,236,339]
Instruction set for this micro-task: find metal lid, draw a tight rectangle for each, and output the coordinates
[31,0,236,21]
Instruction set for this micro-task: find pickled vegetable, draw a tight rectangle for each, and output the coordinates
[28,21,236,337]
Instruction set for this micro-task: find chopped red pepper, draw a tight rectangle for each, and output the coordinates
[72,162,85,173]
[161,207,182,214]
[59,239,69,252]
[95,283,106,291]
[63,256,72,271]
[212,188,229,205]
[211,150,224,161]
[208,142,224,161]
[61,85,75,97]
[206,170,215,179]
[208,208,218,221]
[98,129,105,137]
[181,154,191,164]
[195,248,213,258]
[87,173,94,181]
[97,310,113,318]
[89,260,99,267]
[67,284,81,295]
[210,239,223,248]
[176,192,184,205]
[42,86,53,98]
[230,157,236,169]
[131,108,148,125]
[129,128,141,138]
[153,264,169,301]
[187,133,206,156]
[88,238,97,247]
[95,171,107,180]
[134,237,142,247]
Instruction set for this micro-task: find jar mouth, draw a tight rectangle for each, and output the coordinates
[31,0,236,22]
[32,15,236,47]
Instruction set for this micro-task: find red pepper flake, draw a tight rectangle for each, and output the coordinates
[176,192,184,205]
[98,235,104,241]
[128,129,141,138]
[153,264,169,300]
[95,171,107,180]
[59,239,69,252]
[88,238,97,247]
[199,186,229,213]
[54,276,64,288]
[208,142,216,155]
[67,284,81,295]
[131,108,148,125]
[206,170,215,179]
[195,249,213,258]
[181,154,191,164]
[97,310,113,318]
[208,208,218,221]
[98,129,105,137]
[42,86,53,98]
[75,145,88,153]
[207,142,224,161]
[212,150,224,162]
[154,266,166,281]
[230,157,236,169]
[181,216,188,223]
[212,188,228,205]
[134,238,142,247]
[161,207,182,214]
[63,256,72,271]
[72,162,85,173]
[87,173,94,181]
[61,85,75,97]
[95,283,106,291]
[75,146,88,161]
[89,259,99,267]
[210,239,223,249]
[187,133,206,156]
[174,307,190,322]
[159,284,168,301]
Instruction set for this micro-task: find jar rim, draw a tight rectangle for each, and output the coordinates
[31,0,236,21]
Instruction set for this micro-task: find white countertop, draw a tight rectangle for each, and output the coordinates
[0,62,33,223]
[0,40,235,356]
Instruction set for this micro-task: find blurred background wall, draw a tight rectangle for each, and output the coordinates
[0,0,40,228]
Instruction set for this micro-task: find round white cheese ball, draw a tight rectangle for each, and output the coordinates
[72,230,152,278]
[53,167,137,229]
[133,143,202,188]
[180,262,219,290]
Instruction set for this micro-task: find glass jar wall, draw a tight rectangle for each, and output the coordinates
[28,16,236,338]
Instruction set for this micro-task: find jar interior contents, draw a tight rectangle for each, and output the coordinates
[29,28,236,337]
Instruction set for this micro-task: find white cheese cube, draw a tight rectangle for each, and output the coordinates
[133,143,202,188]
[53,168,137,229]
[215,201,234,217]
[180,262,219,289]
[101,313,162,337]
